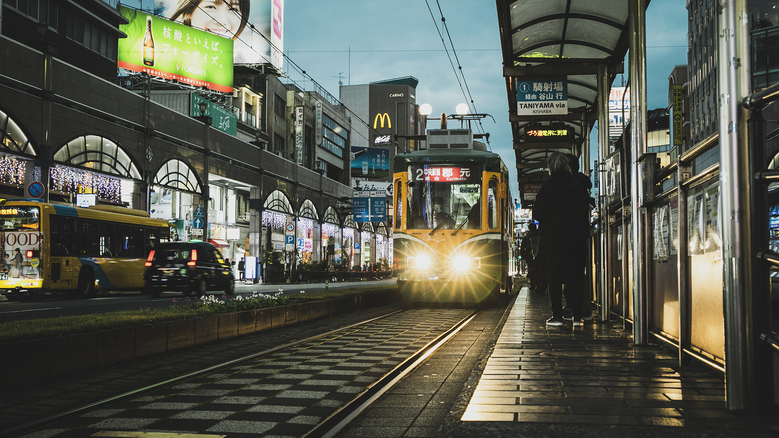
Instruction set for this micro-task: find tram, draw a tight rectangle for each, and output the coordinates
[392,127,513,304]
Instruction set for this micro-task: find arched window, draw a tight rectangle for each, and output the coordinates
[152,159,201,193]
[55,135,140,180]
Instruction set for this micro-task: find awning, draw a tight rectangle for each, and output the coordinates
[208,239,230,248]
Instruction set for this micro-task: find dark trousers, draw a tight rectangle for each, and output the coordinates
[549,278,583,319]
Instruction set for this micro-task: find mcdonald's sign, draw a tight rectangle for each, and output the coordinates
[373,113,391,129]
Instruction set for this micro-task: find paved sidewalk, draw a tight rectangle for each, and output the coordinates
[438,286,779,437]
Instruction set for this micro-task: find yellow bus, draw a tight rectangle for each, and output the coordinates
[0,199,169,299]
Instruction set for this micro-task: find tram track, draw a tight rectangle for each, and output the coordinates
[1,307,478,438]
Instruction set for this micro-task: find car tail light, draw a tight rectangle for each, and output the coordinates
[145,250,155,267]
[187,249,197,266]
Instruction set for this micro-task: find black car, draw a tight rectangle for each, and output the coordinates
[143,242,235,297]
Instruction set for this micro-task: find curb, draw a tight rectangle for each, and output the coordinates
[0,290,400,389]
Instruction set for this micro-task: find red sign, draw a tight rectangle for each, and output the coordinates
[414,166,473,183]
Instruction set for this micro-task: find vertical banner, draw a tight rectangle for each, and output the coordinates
[295,106,304,165]
[672,84,683,146]
[315,102,323,145]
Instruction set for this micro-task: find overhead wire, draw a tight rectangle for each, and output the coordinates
[138,3,381,146]
[425,0,490,148]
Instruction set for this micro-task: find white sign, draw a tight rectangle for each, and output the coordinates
[295,106,304,165]
[76,193,97,207]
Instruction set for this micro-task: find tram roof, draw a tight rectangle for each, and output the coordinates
[496,0,644,205]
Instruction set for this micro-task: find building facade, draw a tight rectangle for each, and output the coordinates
[0,0,389,282]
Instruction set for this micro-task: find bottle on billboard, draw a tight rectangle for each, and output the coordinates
[143,16,155,66]
[362,160,369,175]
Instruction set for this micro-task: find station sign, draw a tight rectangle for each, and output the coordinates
[516,77,567,116]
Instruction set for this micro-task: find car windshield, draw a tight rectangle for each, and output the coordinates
[406,165,481,230]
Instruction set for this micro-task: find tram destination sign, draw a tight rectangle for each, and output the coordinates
[516,77,568,116]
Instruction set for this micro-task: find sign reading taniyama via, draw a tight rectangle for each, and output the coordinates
[516,77,568,116]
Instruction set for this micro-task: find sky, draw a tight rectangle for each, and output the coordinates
[280,0,689,204]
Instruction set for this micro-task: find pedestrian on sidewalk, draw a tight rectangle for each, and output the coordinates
[520,223,538,291]
[532,152,590,327]
[238,257,245,281]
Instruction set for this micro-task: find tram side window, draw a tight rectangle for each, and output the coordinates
[395,180,402,230]
[488,179,498,230]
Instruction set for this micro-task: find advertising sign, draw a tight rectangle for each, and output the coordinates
[118,6,234,93]
[120,0,283,69]
[353,190,386,222]
[608,87,630,138]
[350,146,389,179]
[516,77,567,116]
[672,85,683,146]
[315,102,323,145]
[295,106,304,165]
[190,93,237,135]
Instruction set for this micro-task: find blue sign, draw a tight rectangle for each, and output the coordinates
[286,235,294,245]
[192,217,204,229]
[354,242,360,250]
[297,238,304,250]
[352,190,386,223]
[27,181,45,198]
[350,146,390,179]
[516,77,568,116]
[194,205,205,218]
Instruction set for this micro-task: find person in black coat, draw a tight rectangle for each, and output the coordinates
[533,152,590,327]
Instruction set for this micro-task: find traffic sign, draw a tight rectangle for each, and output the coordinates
[285,235,294,245]
[194,205,205,218]
[27,181,45,199]
[286,223,294,233]
[192,217,204,229]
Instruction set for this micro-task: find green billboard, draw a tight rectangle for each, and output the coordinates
[118,6,234,93]
[190,93,238,136]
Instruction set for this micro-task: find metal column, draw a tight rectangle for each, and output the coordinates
[628,0,648,344]
[718,0,754,411]
[597,64,610,321]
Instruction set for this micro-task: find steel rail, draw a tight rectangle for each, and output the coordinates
[303,309,479,438]
[0,309,406,437]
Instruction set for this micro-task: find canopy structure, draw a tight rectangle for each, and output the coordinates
[495,0,639,205]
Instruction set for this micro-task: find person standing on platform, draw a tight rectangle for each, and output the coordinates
[520,223,539,292]
[564,153,594,320]
[533,152,590,327]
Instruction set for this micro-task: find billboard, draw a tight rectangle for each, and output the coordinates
[350,146,389,179]
[608,87,630,137]
[120,0,283,69]
[118,6,234,93]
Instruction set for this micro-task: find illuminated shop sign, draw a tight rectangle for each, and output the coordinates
[373,113,391,129]
[118,6,234,93]
[374,135,391,145]
[413,166,473,183]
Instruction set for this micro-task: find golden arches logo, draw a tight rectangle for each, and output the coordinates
[373,113,391,129]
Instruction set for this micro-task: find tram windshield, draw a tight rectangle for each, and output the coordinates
[407,165,481,230]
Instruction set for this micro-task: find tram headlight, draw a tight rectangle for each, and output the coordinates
[452,255,481,271]
[408,255,431,269]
